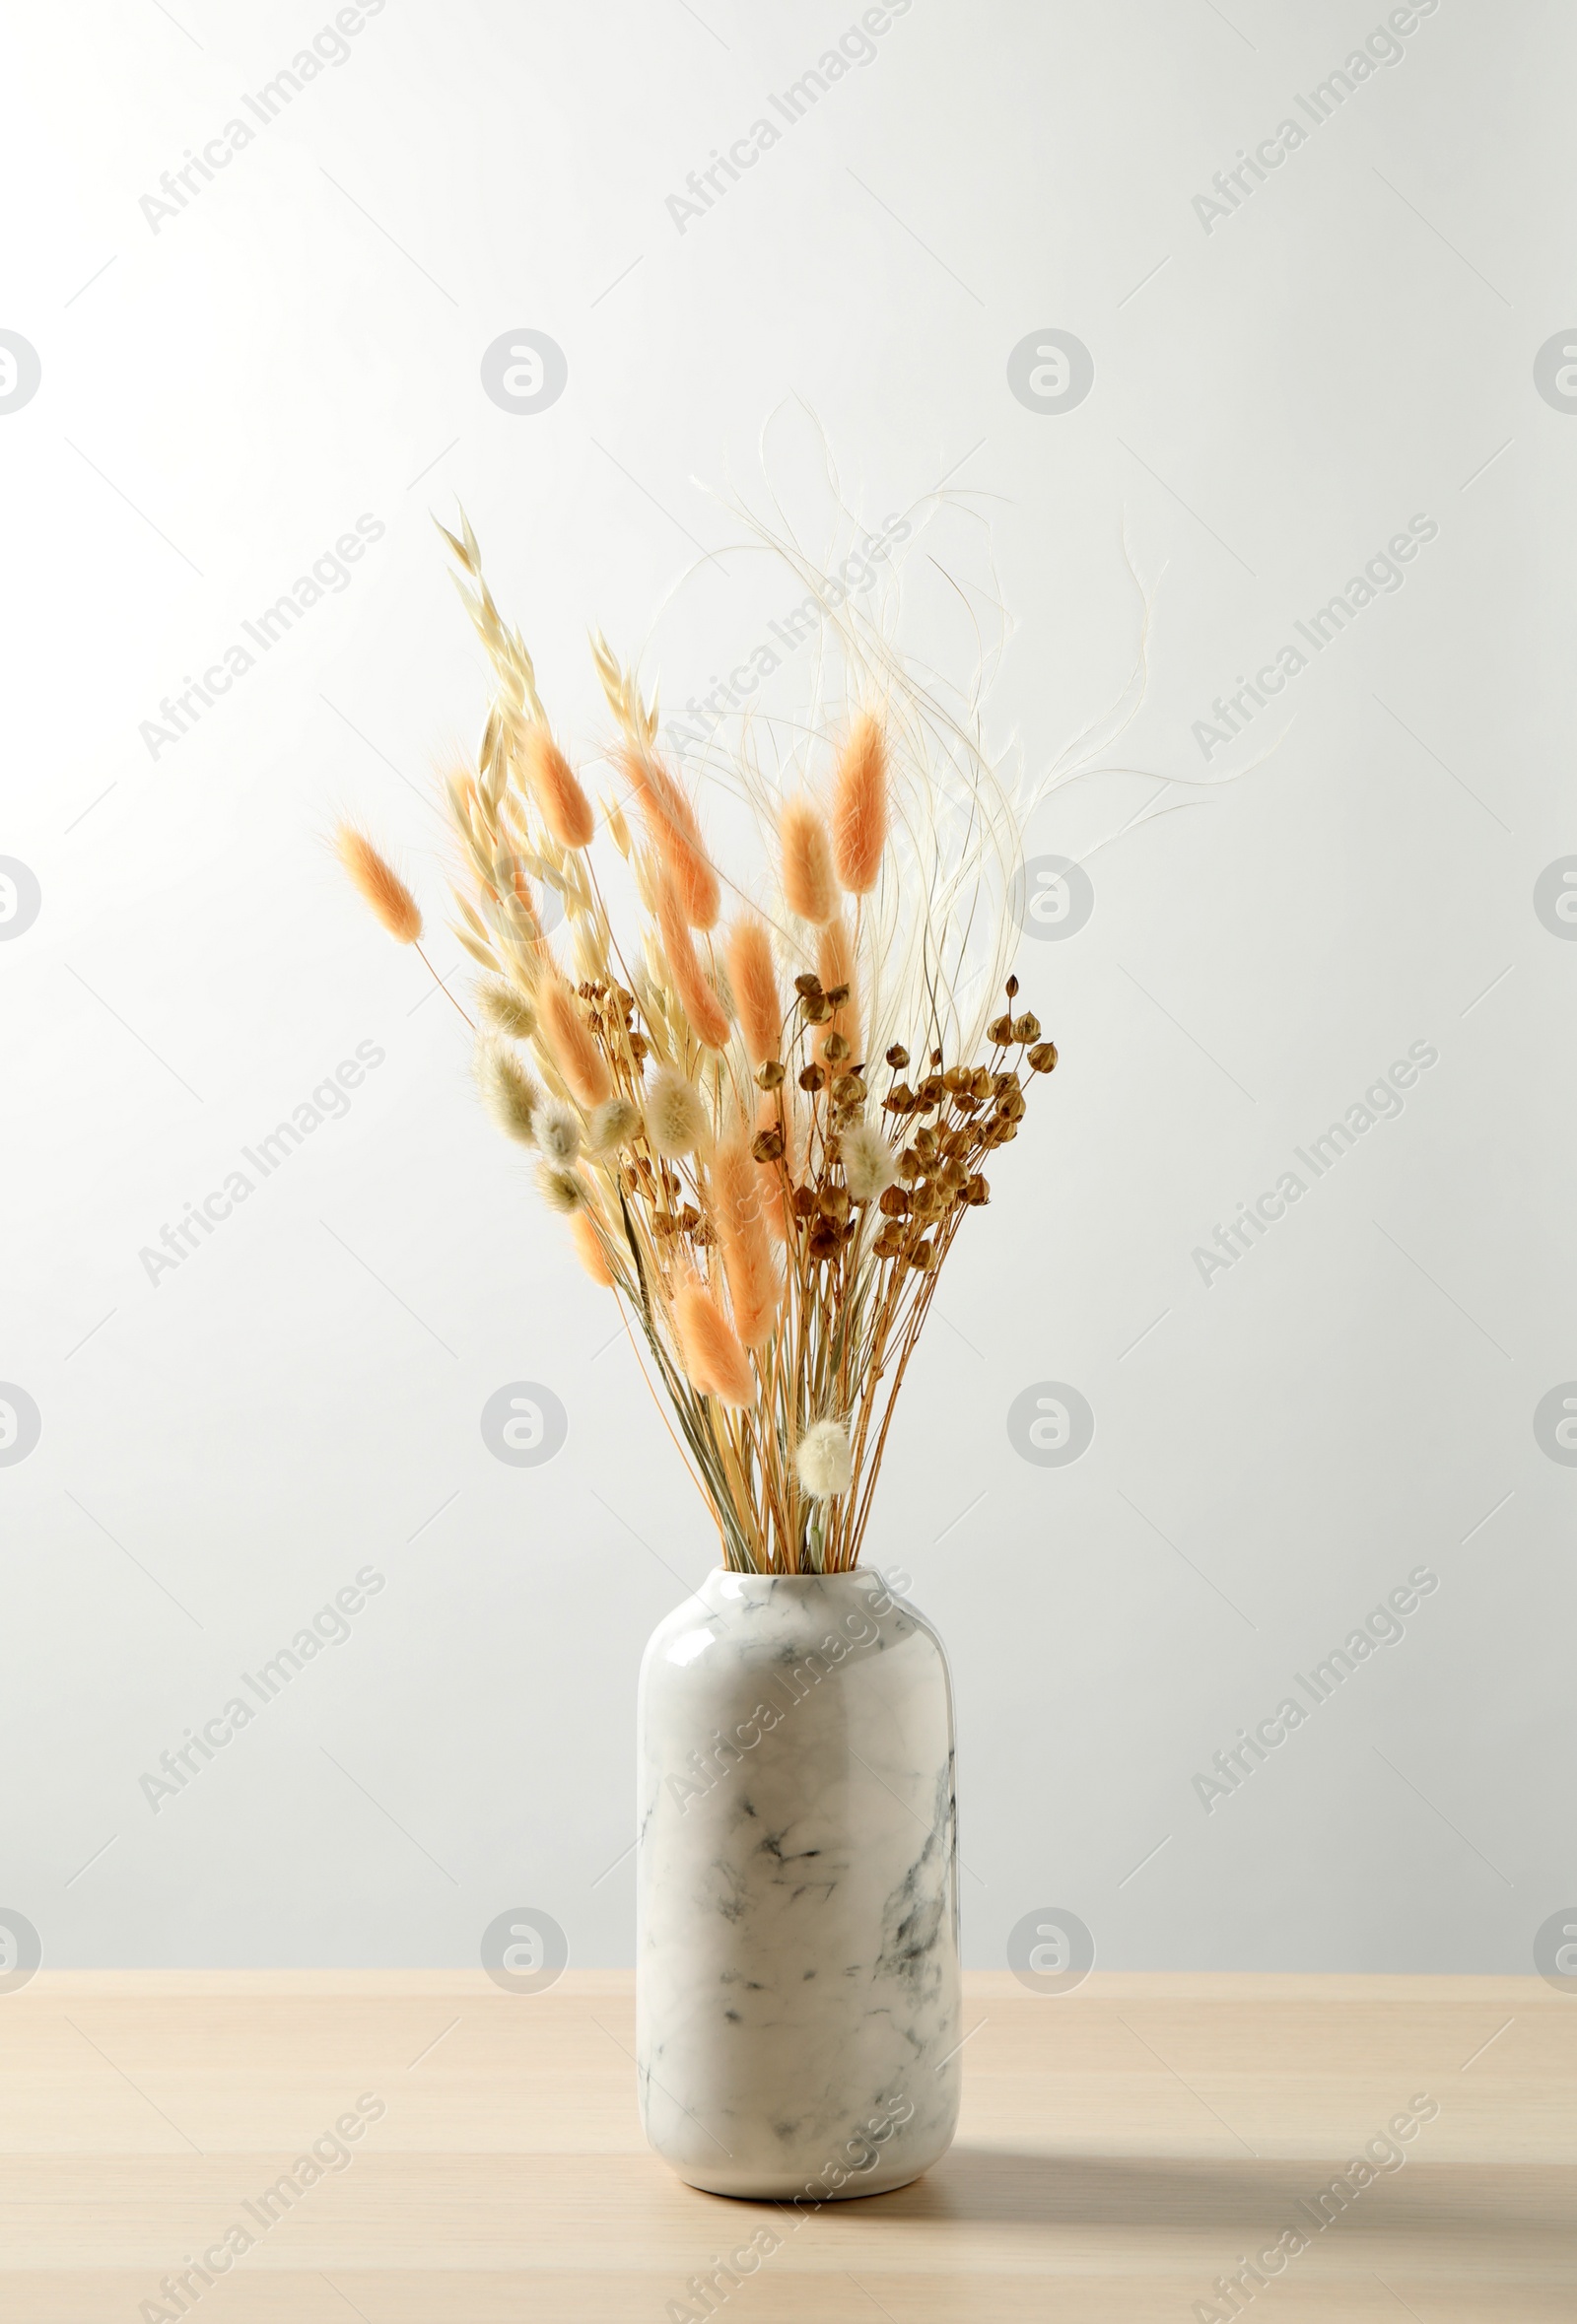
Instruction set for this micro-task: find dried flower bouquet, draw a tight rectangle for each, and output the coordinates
[337,513,1058,1573]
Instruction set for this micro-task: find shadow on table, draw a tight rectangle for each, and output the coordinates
[815,2145,1570,2239]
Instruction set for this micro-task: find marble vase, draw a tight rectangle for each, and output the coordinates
[636,1566,960,2199]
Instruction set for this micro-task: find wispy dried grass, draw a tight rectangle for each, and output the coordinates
[336,505,1070,1571]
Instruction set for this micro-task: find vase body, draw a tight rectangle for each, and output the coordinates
[636,1566,960,2199]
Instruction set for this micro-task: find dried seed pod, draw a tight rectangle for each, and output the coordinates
[872,1222,907,1260]
[987,1012,1014,1045]
[818,1185,851,1226]
[1005,974,1019,998]
[917,1074,944,1109]
[793,972,824,999]
[878,1186,910,1217]
[938,1156,968,1193]
[823,983,851,1008]
[1011,1011,1041,1043]
[885,1043,910,1069]
[882,1082,916,1114]
[832,1072,866,1106]
[751,1125,785,1163]
[996,1085,1026,1123]
[1028,1041,1059,1073]
[798,1061,827,1092]
[823,1031,851,1063]
[756,1059,787,1090]
[896,1148,923,1184]
[802,991,832,1024]
[963,1173,990,1205]
[790,1186,818,1219]
[942,1066,972,1093]
[909,1240,935,1270]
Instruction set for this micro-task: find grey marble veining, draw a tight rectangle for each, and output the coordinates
[636,1567,961,2199]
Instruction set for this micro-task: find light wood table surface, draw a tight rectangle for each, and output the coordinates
[1,1972,1570,2320]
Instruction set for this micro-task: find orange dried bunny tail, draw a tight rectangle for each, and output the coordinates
[655,867,731,1051]
[335,826,423,943]
[831,714,887,894]
[522,726,594,850]
[537,979,612,1107]
[621,746,720,929]
[673,1272,757,1406]
[724,916,781,1066]
[780,796,837,924]
[713,1135,782,1348]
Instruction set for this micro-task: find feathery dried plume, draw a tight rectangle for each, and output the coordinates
[341,506,1067,1576]
[570,1209,615,1285]
[781,796,838,924]
[522,725,595,850]
[796,1418,853,1500]
[712,1136,782,1348]
[537,980,613,1108]
[816,914,860,1066]
[831,714,888,894]
[673,1274,757,1406]
[537,1162,588,1214]
[724,916,782,1066]
[654,866,731,1051]
[621,746,720,929]
[335,826,423,943]
[532,1097,582,1168]
[646,1066,709,1158]
[587,1095,641,1151]
[475,1038,542,1144]
[477,977,536,1039]
[839,1123,898,1204]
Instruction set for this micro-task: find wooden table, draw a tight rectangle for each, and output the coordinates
[2,1973,1570,2320]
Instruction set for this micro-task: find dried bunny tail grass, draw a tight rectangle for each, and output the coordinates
[587,1095,641,1151]
[796,1416,853,1499]
[532,1097,582,1167]
[521,725,594,850]
[475,1037,542,1144]
[536,1162,588,1214]
[724,916,781,1066]
[839,1122,898,1203]
[672,1272,757,1407]
[335,826,423,943]
[816,913,860,1065]
[620,745,720,930]
[780,795,838,925]
[654,866,731,1051]
[569,1208,615,1285]
[646,1065,710,1158]
[831,713,888,895]
[537,979,612,1108]
[712,1135,782,1348]
[477,977,536,1039]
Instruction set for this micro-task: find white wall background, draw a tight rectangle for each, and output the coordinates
[2,0,1570,1974]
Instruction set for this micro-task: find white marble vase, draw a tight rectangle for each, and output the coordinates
[636,1566,961,2199]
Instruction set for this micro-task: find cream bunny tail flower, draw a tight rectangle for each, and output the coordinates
[795,1417,853,1500]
